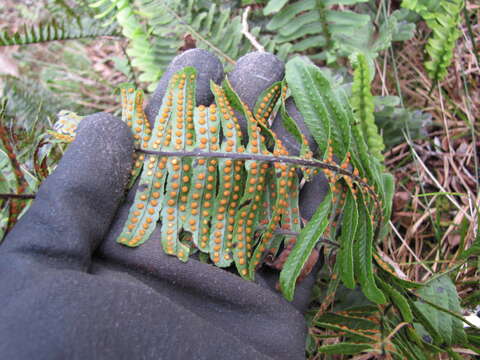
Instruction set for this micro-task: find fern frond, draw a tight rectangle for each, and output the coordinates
[0,18,118,47]
[402,0,464,85]
[90,0,282,88]
[266,0,370,62]
[140,0,275,68]
[423,0,464,85]
[401,0,442,18]
[283,57,395,303]
[46,0,99,21]
[90,0,166,87]
[1,76,79,131]
[48,60,393,303]
[351,53,384,163]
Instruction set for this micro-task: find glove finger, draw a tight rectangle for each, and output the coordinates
[227,52,285,136]
[0,113,133,271]
[145,49,224,124]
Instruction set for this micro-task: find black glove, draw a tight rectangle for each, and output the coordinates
[0,49,325,360]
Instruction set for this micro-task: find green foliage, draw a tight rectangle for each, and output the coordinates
[46,0,98,19]
[1,36,121,149]
[81,0,416,88]
[351,53,385,163]
[0,18,118,46]
[279,192,332,300]
[374,96,431,148]
[353,192,386,304]
[1,0,416,94]
[402,0,464,85]
[401,0,442,15]
[277,58,476,358]
[309,275,473,358]
[2,76,62,129]
[0,99,36,234]
[90,0,281,89]
[284,57,394,303]
[265,0,369,62]
[265,0,415,65]
[90,0,168,87]
[413,275,467,346]
[336,190,357,289]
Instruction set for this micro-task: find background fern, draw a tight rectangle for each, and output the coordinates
[0,17,118,46]
[351,52,385,163]
[83,0,418,89]
[89,0,285,90]
[402,0,465,86]
[1,0,417,90]
[264,0,415,67]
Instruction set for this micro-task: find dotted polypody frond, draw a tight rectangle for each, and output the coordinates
[53,61,395,302]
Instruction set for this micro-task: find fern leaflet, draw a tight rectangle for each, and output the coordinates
[351,53,385,163]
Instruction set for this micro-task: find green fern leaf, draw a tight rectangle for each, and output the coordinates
[376,275,413,322]
[0,18,118,47]
[373,252,423,289]
[202,84,239,265]
[95,0,275,88]
[91,0,168,87]
[337,189,358,289]
[118,85,149,188]
[279,192,332,301]
[2,76,80,129]
[351,53,384,163]
[424,0,464,84]
[401,0,441,16]
[318,342,373,355]
[267,0,370,62]
[402,0,464,84]
[48,58,398,303]
[263,0,290,15]
[284,57,331,157]
[113,66,319,280]
[413,275,467,346]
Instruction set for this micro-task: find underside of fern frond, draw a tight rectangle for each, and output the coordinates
[264,0,414,65]
[52,59,396,301]
[115,69,315,279]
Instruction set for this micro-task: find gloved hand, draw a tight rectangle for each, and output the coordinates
[0,49,326,360]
